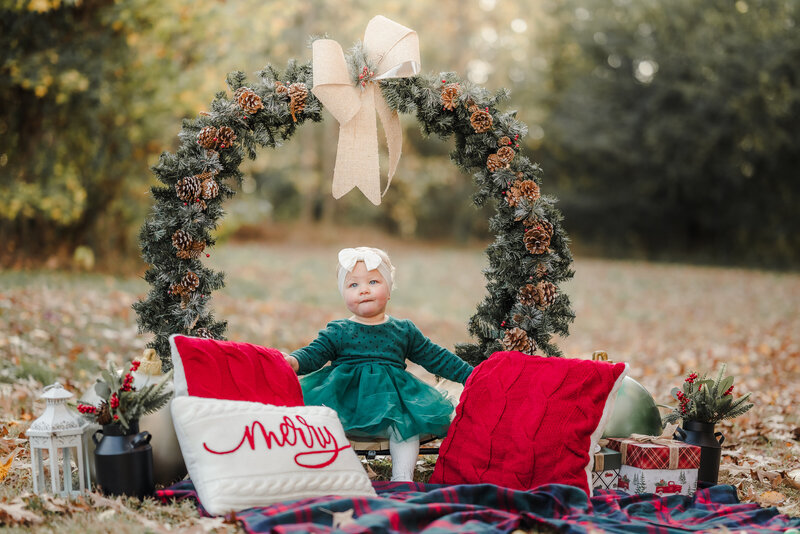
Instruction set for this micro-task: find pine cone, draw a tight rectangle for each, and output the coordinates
[175,175,202,201]
[216,126,236,149]
[470,108,493,133]
[97,402,112,425]
[288,82,308,122]
[497,146,516,164]
[201,178,219,200]
[235,87,264,115]
[518,284,539,307]
[197,126,218,150]
[194,327,214,339]
[538,219,554,238]
[535,281,558,309]
[498,136,512,146]
[171,229,192,251]
[506,184,521,207]
[502,327,536,354]
[275,81,289,95]
[181,271,200,292]
[524,225,552,255]
[176,240,205,260]
[169,283,187,296]
[535,263,548,279]
[517,180,541,203]
[487,153,505,172]
[441,83,460,111]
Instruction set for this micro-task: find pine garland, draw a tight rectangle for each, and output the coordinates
[134,55,575,369]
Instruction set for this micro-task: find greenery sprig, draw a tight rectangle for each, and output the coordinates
[78,361,173,432]
[662,363,753,425]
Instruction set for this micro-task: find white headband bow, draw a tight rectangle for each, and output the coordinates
[337,248,393,294]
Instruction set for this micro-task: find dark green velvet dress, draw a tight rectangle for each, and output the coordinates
[291,317,473,440]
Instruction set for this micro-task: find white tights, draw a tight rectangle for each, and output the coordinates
[388,430,420,482]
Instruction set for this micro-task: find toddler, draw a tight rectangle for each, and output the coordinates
[285,246,473,481]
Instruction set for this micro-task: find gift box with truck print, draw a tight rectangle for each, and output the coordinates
[591,445,622,491]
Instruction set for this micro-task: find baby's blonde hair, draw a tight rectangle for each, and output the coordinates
[336,246,396,294]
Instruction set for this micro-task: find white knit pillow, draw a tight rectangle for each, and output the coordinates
[171,396,376,515]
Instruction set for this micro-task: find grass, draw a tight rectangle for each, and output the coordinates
[2,231,800,530]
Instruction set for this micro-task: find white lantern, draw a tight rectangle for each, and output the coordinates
[27,383,91,496]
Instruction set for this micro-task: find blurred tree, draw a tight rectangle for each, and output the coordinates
[535,0,800,267]
[1,0,147,267]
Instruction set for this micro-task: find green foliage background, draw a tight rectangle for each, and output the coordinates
[2,0,798,269]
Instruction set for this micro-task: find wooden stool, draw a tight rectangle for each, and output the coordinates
[347,434,442,460]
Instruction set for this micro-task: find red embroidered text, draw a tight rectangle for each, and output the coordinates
[203,415,351,468]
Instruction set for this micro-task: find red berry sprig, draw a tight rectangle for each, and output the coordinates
[676,390,691,414]
[685,372,698,383]
[724,385,734,396]
[77,404,97,414]
[110,392,120,409]
[122,372,134,392]
[358,66,375,87]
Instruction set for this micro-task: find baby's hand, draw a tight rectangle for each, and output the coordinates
[282,352,299,373]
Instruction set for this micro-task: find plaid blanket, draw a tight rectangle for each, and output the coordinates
[158,481,800,533]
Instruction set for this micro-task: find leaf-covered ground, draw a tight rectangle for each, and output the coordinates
[1,235,799,530]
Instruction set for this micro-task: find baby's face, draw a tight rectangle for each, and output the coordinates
[342,261,390,323]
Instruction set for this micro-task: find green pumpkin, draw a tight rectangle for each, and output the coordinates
[602,376,663,438]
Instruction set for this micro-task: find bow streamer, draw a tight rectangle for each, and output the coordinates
[312,16,421,205]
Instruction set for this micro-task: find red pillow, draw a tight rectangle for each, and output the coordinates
[169,334,304,406]
[430,351,627,495]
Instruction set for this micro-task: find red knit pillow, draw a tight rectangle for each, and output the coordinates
[169,334,304,406]
[430,351,627,495]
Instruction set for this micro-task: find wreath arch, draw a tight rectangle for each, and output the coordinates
[134,52,575,370]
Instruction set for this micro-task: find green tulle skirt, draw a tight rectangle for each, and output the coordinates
[300,363,455,441]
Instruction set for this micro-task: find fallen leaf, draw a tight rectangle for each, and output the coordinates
[38,495,69,514]
[87,492,125,511]
[0,449,17,482]
[780,470,800,490]
[332,509,355,528]
[195,516,228,532]
[0,499,43,525]
[364,463,378,479]
[87,492,169,532]
[750,468,783,488]
[757,491,786,506]
[97,509,116,520]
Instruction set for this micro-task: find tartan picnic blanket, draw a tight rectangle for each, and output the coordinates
[157,480,800,533]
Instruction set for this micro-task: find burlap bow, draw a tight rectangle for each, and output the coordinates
[311,16,421,205]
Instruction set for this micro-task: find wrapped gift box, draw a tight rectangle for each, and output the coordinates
[606,437,700,496]
[592,445,621,491]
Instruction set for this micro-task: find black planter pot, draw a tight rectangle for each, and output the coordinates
[93,420,154,499]
[674,420,724,486]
